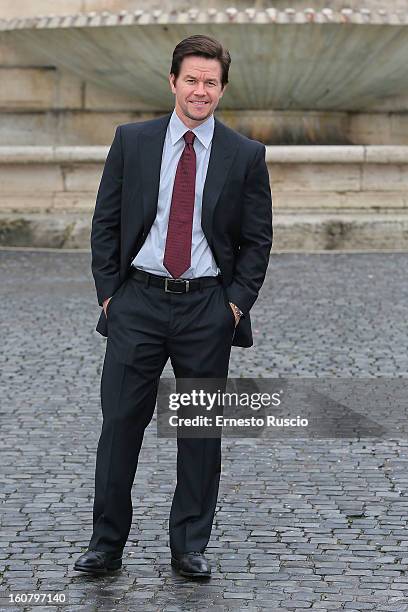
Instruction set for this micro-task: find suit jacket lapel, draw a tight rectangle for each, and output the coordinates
[139,113,172,236]
[139,112,238,247]
[201,117,237,246]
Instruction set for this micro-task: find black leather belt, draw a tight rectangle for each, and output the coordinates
[129,267,222,294]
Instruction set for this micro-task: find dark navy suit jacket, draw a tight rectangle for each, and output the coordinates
[91,112,273,347]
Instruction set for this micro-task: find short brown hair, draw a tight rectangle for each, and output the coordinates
[170,34,231,89]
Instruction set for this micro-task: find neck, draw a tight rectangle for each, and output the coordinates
[174,106,211,130]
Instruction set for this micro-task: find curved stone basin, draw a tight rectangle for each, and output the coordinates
[1,7,408,111]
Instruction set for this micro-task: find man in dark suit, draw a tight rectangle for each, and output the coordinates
[74,34,272,578]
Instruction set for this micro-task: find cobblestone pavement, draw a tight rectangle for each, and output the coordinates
[1,249,408,612]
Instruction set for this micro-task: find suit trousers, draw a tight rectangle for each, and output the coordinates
[88,272,236,555]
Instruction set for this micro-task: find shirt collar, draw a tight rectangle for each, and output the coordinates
[169,108,214,149]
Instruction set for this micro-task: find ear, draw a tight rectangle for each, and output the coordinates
[169,73,176,94]
[219,83,227,98]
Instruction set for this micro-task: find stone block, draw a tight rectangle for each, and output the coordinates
[0,112,58,145]
[273,212,408,251]
[0,67,82,112]
[269,163,360,192]
[55,71,83,110]
[362,163,408,191]
[273,190,407,211]
[0,164,63,193]
[84,83,151,111]
[57,111,138,145]
[0,68,56,111]
[62,164,102,192]
[0,212,92,248]
[390,113,408,142]
[0,195,53,213]
[267,146,365,164]
[348,113,392,145]
[272,191,344,211]
[341,190,407,210]
[52,192,95,212]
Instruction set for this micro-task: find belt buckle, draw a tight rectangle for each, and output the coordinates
[164,277,189,293]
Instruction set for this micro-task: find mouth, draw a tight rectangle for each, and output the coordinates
[189,101,209,108]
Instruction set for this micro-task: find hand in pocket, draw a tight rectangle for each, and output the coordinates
[103,296,112,318]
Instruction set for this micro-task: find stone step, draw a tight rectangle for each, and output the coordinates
[1,211,408,251]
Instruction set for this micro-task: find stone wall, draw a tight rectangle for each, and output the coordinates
[1,145,407,250]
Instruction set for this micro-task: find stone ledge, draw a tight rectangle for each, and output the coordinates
[1,8,408,31]
[0,146,108,163]
[1,146,408,250]
[2,145,408,164]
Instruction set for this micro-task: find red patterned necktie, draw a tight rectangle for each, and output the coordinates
[163,130,196,278]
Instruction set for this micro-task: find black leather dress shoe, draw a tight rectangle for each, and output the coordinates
[171,552,211,578]
[74,550,123,574]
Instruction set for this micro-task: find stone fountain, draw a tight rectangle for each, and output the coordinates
[0,0,408,249]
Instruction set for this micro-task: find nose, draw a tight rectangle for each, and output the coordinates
[194,82,206,95]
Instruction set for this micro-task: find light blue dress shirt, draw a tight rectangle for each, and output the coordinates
[131,109,219,278]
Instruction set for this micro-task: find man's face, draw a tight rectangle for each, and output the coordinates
[169,55,227,127]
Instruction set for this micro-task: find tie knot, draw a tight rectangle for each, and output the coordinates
[183,131,195,146]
